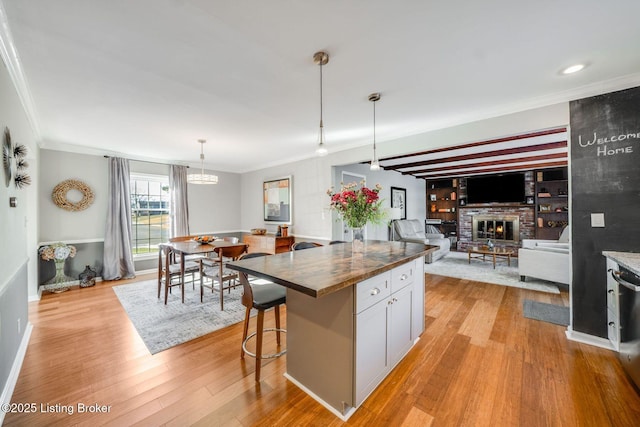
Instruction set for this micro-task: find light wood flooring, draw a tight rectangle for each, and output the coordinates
[5,273,640,426]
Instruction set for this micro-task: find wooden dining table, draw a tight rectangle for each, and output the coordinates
[159,239,242,292]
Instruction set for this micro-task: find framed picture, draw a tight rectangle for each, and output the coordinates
[526,196,534,205]
[391,187,406,220]
[539,204,552,212]
[263,176,292,224]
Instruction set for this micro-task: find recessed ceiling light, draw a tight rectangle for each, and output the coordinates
[562,64,585,74]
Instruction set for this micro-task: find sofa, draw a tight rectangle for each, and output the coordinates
[393,219,451,263]
[518,227,570,285]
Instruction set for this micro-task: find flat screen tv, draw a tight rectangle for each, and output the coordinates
[466,173,525,204]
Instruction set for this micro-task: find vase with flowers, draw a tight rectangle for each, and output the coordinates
[39,242,77,292]
[327,181,385,252]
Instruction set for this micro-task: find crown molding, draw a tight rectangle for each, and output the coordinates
[0,1,41,141]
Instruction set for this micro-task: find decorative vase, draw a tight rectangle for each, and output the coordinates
[46,259,73,292]
[351,227,365,253]
[487,239,495,249]
[79,265,97,288]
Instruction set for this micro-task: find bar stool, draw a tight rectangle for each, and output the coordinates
[237,252,286,382]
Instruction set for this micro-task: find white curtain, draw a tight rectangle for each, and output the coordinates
[103,157,135,280]
[169,165,190,237]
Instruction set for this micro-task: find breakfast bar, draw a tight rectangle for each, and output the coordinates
[227,241,435,420]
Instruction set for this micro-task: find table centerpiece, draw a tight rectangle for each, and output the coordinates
[327,180,385,252]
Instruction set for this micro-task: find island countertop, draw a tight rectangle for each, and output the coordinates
[227,240,436,298]
[602,251,640,276]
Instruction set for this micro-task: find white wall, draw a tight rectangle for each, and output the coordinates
[0,54,39,404]
[241,156,332,239]
[0,59,39,294]
[39,150,108,241]
[239,103,569,241]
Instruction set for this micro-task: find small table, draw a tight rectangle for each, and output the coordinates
[467,245,514,269]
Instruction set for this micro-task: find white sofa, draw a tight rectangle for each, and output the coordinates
[393,219,450,263]
[518,227,570,285]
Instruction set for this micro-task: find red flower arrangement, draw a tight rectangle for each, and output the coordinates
[327,181,385,228]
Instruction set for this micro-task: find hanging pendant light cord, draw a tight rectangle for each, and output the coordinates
[319,60,324,139]
[373,99,376,152]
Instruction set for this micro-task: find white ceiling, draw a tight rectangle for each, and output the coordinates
[2,0,640,173]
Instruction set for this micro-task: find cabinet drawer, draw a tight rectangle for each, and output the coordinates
[356,272,391,314]
[391,261,415,293]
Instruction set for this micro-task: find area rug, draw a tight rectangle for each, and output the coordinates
[113,279,247,354]
[523,299,570,326]
[424,251,560,294]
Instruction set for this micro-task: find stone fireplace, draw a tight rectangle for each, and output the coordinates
[457,206,535,252]
[472,215,520,243]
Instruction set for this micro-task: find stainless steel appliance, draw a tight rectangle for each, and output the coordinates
[611,267,640,389]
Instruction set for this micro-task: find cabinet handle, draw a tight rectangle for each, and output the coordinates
[388,300,393,305]
[400,274,408,281]
[608,289,614,294]
[370,287,380,296]
[392,297,398,303]
[609,322,616,327]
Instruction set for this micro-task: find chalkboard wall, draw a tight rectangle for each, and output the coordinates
[570,86,640,337]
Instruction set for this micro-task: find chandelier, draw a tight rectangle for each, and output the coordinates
[187,139,218,184]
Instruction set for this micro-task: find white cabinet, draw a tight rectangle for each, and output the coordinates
[284,256,425,420]
[354,258,422,406]
[606,258,620,351]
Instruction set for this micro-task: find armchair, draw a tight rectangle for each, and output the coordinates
[393,219,450,263]
[518,227,570,285]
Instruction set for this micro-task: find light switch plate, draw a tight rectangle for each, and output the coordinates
[591,213,605,227]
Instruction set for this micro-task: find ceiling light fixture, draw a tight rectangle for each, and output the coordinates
[369,92,381,171]
[562,64,585,74]
[187,139,218,184]
[313,51,329,157]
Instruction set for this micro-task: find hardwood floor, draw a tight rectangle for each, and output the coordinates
[5,273,640,426]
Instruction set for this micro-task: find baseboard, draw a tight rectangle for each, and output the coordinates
[565,327,615,350]
[0,321,33,425]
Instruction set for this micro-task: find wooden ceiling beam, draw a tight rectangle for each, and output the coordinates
[378,127,567,163]
[413,160,568,179]
[384,140,567,170]
[401,152,567,175]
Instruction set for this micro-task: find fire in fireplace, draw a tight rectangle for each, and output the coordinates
[472,215,520,243]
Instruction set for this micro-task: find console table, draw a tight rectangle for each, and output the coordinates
[243,234,294,254]
[227,241,435,420]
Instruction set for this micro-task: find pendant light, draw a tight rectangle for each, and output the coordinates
[313,51,329,157]
[369,92,381,170]
[187,139,218,184]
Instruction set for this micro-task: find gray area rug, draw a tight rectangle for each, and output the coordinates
[113,279,247,354]
[523,299,570,326]
[424,251,560,294]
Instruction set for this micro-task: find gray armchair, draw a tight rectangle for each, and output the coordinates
[393,219,450,263]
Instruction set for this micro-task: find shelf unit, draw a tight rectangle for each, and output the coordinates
[534,167,568,240]
[426,179,458,239]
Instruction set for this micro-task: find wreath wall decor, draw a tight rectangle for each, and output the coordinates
[52,179,95,211]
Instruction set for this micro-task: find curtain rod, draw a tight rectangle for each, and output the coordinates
[103,155,189,168]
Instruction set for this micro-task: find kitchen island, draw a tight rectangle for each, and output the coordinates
[227,240,435,420]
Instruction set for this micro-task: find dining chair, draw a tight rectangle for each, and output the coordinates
[291,241,323,250]
[157,244,200,304]
[199,243,248,310]
[237,252,286,382]
[169,235,207,288]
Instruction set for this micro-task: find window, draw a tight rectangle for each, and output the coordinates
[130,174,170,255]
